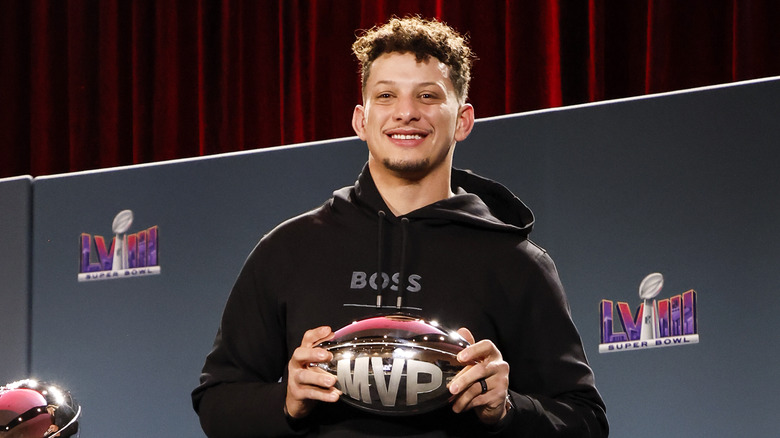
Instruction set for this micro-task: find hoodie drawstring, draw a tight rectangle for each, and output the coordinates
[396,218,410,309]
[376,211,386,308]
[375,211,411,310]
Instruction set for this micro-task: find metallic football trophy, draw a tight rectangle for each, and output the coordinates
[316,314,469,415]
[0,379,81,437]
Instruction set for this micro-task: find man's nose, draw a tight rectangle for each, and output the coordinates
[393,96,421,123]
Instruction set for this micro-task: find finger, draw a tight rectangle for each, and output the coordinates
[291,343,332,366]
[449,354,509,396]
[289,374,342,404]
[293,367,339,391]
[301,326,335,347]
[295,386,341,403]
[450,375,491,413]
[448,361,486,395]
[292,326,336,367]
[451,376,506,415]
[457,339,502,364]
[450,385,481,413]
[457,327,475,344]
[288,364,342,406]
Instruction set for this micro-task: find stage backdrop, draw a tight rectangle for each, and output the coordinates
[19,76,780,436]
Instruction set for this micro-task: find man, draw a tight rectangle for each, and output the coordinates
[192,17,608,437]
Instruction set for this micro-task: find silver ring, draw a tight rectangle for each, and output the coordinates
[478,378,488,394]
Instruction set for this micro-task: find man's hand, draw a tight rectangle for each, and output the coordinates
[448,327,510,425]
[285,326,341,419]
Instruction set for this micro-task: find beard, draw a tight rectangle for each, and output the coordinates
[382,157,431,177]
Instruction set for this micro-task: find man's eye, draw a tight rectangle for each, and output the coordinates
[378,93,392,99]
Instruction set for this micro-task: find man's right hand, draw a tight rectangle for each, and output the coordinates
[285,326,341,419]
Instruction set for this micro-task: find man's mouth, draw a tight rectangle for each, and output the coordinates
[390,133,425,140]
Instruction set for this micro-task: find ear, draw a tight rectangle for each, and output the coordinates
[454,103,475,142]
[352,105,367,140]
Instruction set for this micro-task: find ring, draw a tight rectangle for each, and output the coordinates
[478,378,488,394]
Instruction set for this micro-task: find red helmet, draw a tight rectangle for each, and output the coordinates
[0,380,80,438]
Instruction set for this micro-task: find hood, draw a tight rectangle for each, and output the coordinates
[334,163,534,236]
[330,164,535,311]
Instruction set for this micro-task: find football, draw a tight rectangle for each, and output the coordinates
[639,272,664,300]
[315,314,469,416]
[112,209,134,234]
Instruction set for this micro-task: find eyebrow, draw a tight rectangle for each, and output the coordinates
[372,80,445,89]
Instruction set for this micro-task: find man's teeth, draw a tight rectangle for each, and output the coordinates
[391,134,423,139]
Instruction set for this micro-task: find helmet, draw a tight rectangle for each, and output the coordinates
[0,380,80,437]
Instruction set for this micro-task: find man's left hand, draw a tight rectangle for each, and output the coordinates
[448,327,510,425]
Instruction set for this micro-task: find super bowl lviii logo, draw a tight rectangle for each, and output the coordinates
[78,210,160,282]
[599,273,699,353]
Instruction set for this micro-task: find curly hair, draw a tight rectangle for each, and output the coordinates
[352,16,474,102]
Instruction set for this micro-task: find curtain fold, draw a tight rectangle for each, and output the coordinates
[1,0,778,178]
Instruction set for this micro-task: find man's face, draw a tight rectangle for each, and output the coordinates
[352,52,473,180]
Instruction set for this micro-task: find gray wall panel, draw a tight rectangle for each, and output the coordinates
[0,175,32,384]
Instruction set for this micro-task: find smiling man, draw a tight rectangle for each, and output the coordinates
[352,50,474,215]
[193,17,609,437]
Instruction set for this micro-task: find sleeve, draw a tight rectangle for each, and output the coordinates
[492,247,609,437]
[191,239,308,438]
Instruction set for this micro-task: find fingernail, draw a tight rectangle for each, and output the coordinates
[449,383,459,394]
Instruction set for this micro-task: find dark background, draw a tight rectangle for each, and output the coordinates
[2,0,779,178]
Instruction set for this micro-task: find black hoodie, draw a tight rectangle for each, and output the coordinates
[192,164,608,437]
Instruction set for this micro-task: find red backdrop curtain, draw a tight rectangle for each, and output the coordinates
[1,0,778,178]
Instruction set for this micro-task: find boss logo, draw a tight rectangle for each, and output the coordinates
[350,271,422,292]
